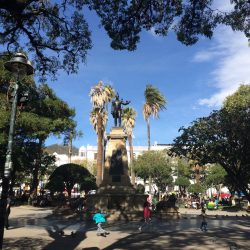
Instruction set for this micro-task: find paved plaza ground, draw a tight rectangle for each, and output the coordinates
[3,205,250,250]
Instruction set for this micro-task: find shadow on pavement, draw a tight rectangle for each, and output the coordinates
[42,231,86,250]
[3,230,87,250]
[102,226,250,250]
[3,237,51,250]
[82,248,99,250]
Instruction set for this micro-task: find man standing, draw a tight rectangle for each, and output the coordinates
[111,94,130,127]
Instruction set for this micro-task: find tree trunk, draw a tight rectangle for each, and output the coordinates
[30,138,43,199]
[194,164,201,184]
[147,118,152,194]
[147,119,151,151]
[96,114,103,186]
[68,131,72,163]
[128,135,135,185]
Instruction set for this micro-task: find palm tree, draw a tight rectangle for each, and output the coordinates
[143,84,167,193]
[89,81,115,186]
[122,107,136,185]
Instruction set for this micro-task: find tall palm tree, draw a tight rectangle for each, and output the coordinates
[143,84,167,193]
[122,107,136,185]
[89,81,115,186]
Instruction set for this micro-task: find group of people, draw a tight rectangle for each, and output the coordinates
[92,194,209,235]
[184,197,221,210]
[92,195,153,236]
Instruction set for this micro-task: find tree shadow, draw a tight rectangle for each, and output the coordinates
[3,237,51,250]
[102,221,250,250]
[3,228,87,250]
[43,231,86,250]
[3,219,96,250]
[42,222,95,250]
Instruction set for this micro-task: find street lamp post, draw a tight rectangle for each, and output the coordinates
[0,53,34,249]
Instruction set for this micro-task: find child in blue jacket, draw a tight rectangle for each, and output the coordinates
[93,210,110,236]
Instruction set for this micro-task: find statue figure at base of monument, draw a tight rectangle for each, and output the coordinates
[111,94,130,127]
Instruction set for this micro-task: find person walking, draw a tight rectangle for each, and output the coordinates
[200,208,208,231]
[93,210,110,236]
[138,199,152,232]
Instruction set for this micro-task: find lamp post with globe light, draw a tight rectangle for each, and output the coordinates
[0,53,34,248]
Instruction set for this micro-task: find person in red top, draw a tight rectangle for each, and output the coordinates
[138,198,152,231]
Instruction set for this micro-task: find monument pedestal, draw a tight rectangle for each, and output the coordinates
[86,127,146,221]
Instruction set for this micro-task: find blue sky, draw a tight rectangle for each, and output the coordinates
[43,2,250,148]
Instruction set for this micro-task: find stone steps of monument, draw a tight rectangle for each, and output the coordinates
[107,209,142,221]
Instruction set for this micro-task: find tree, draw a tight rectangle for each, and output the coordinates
[0,55,77,248]
[175,176,190,196]
[89,81,115,186]
[72,159,97,176]
[174,157,191,178]
[63,129,83,164]
[0,55,77,196]
[143,84,166,193]
[18,83,76,197]
[188,183,204,194]
[0,1,249,79]
[0,0,92,80]
[122,107,136,185]
[204,164,227,191]
[170,85,250,201]
[46,163,96,197]
[143,85,167,150]
[133,150,173,194]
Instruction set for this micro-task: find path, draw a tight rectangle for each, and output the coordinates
[3,206,250,250]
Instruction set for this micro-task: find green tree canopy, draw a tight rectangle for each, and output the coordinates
[174,157,191,178]
[171,84,250,201]
[0,56,77,193]
[175,176,190,187]
[204,164,227,188]
[175,176,190,196]
[46,163,96,197]
[1,1,249,79]
[133,150,173,192]
[188,183,204,194]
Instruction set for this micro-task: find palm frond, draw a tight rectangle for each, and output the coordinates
[122,107,136,136]
[143,84,167,120]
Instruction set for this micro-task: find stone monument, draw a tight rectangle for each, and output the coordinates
[86,95,146,221]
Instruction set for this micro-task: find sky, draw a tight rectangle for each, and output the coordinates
[44,2,250,149]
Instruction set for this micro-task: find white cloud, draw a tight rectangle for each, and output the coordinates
[196,27,250,107]
[214,0,234,12]
[193,49,222,62]
[193,51,215,62]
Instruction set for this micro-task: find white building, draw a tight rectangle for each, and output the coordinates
[77,143,172,163]
[51,142,172,165]
[51,143,173,194]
